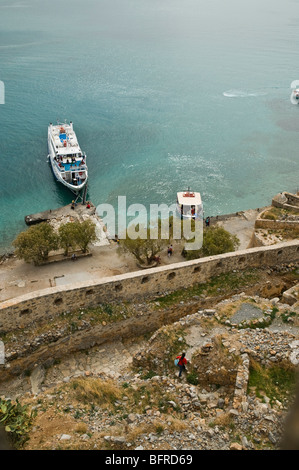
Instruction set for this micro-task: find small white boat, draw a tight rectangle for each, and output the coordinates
[176,189,203,219]
[48,121,88,193]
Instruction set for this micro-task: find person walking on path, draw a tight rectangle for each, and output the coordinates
[176,352,187,378]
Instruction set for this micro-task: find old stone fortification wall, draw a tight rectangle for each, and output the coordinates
[248,231,265,248]
[0,306,187,383]
[254,192,299,232]
[255,209,299,230]
[1,240,299,334]
[272,191,299,212]
[251,193,299,247]
[255,218,298,230]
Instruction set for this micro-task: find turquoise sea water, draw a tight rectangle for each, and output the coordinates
[0,0,299,253]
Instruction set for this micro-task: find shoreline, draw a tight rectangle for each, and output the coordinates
[1,181,298,257]
[0,203,265,258]
[0,206,261,304]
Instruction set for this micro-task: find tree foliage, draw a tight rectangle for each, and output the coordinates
[72,219,97,253]
[13,219,97,264]
[184,226,239,260]
[58,222,79,256]
[59,219,97,254]
[119,224,169,266]
[13,222,59,265]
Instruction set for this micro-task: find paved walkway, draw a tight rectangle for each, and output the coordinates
[216,209,259,250]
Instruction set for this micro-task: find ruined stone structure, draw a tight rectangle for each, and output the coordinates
[272,191,299,212]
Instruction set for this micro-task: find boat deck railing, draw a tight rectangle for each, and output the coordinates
[54,160,87,173]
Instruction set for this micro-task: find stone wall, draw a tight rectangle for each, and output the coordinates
[272,192,299,212]
[0,307,183,383]
[285,193,299,208]
[255,210,299,230]
[0,240,299,334]
[248,231,265,248]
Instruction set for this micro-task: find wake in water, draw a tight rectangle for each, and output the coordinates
[223,89,268,98]
[0,41,43,49]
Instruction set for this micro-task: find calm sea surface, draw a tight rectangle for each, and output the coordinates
[0,0,299,252]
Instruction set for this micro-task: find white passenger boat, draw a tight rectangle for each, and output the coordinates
[176,189,203,219]
[48,121,88,193]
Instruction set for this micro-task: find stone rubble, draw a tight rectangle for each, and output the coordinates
[1,288,299,450]
[0,293,293,450]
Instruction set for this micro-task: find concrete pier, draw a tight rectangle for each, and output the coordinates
[24,201,110,248]
[25,202,96,225]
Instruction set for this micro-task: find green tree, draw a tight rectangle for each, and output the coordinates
[120,225,168,266]
[72,219,97,253]
[13,223,59,265]
[184,226,239,260]
[58,222,78,256]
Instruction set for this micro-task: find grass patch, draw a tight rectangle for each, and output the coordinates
[281,310,298,324]
[266,227,299,241]
[213,412,235,430]
[248,361,297,406]
[263,211,277,221]
[141,370,158,380]
[186,372,199,385]
[153,270,261,308]
[262,206,299,220]
[0,301,139,350]
[61,302,135,327]
[69,377,123,410]
[64,376,181,420]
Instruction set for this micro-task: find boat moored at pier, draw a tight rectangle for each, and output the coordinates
[48,121,88,193]
[176,189,203,219]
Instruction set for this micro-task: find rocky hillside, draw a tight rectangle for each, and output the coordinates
[1,276,299,450]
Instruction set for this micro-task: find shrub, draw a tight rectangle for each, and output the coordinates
[0,398,36,447]
[119,225,168,265]
[184,226,239,260]
[13,222,59,265]
[263,211,277,220]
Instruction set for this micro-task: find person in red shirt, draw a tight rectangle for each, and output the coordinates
[176,352,187,377]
